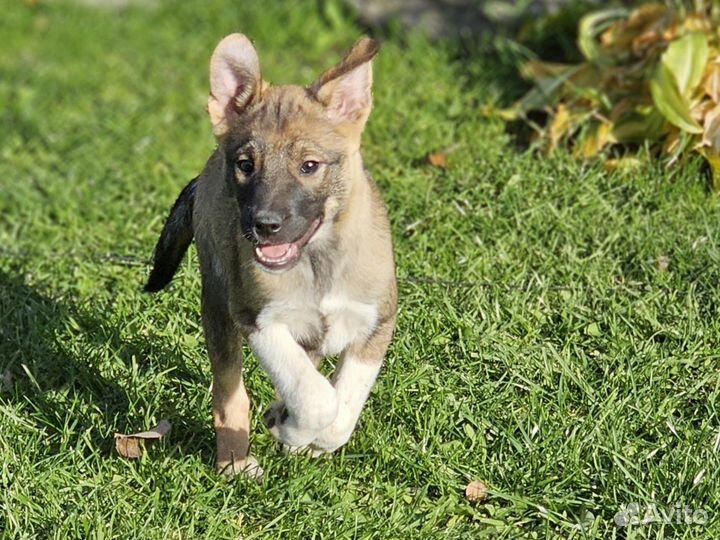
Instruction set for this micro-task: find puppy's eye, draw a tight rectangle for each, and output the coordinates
[237,158,255,175]
[300,160,320,175]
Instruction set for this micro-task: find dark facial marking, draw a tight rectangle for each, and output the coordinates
[229,146,327,247]
[237,158,254,175]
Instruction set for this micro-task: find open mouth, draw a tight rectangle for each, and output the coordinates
[253,218,322,270]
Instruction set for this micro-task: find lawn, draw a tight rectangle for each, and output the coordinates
[1,1,719,538]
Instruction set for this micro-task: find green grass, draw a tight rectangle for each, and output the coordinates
[1,1,719,538]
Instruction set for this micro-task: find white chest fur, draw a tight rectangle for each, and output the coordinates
[320,295,378,356]
[256,294,379,357]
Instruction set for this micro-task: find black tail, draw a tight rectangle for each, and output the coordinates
[144,177,198,292]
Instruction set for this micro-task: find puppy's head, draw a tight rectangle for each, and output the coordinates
[207,33,379,272]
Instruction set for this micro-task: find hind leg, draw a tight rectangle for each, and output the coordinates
[202,285,262,480]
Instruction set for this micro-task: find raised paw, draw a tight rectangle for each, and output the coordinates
[309,405,357,455]
[263,397,337,448]
[263,401,289,430]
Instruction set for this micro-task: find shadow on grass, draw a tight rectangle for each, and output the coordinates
[0,267,215,463]
[405,1,603,151]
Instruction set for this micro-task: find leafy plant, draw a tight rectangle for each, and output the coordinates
[496,2,720,188]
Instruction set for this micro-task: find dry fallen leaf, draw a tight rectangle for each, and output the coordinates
[464,480,488,503]
[425,143,462,169]
[705,63,720,103]
[702,103,720,150]
[115,436,144,458]
[114,419,172,459]
[426,152,448,169]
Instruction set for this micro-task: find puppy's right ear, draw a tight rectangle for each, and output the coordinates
[208,34,261,137]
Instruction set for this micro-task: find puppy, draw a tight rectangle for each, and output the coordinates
[145,34,397,478]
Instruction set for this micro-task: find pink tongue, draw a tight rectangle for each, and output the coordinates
[259,243,291,259]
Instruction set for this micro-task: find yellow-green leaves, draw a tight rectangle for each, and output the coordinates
[661,32,708,97]
[651,64,703,133]
[493,3,720,187]
[650,32,708,133]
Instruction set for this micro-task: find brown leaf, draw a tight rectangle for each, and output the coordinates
[464,480,488,503]
[704,61,720,103]
[701,103,720,151]
[691,99,714,123]
[631,30,663,57]
[115,436,145,459]
[426,152,448,169]
[602,4,668,55]
[626,4,668,32]
[661,25,679,43]
[114,419,172,459]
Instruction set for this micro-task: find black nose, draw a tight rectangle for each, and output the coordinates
[253,210,283,238]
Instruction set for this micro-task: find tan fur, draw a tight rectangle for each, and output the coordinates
[191,35,396,475]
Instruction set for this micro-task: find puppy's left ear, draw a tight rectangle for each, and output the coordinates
[310,37,380,128]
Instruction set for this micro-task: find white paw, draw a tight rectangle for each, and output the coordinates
[309,405,357,454]
[216,455,264,482]
[263,395,338,448]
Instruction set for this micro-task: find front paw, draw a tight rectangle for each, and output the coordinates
[262,401,290,434]
[263,395,337,448]
[263,401,316,447]
[309,406,357,455]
